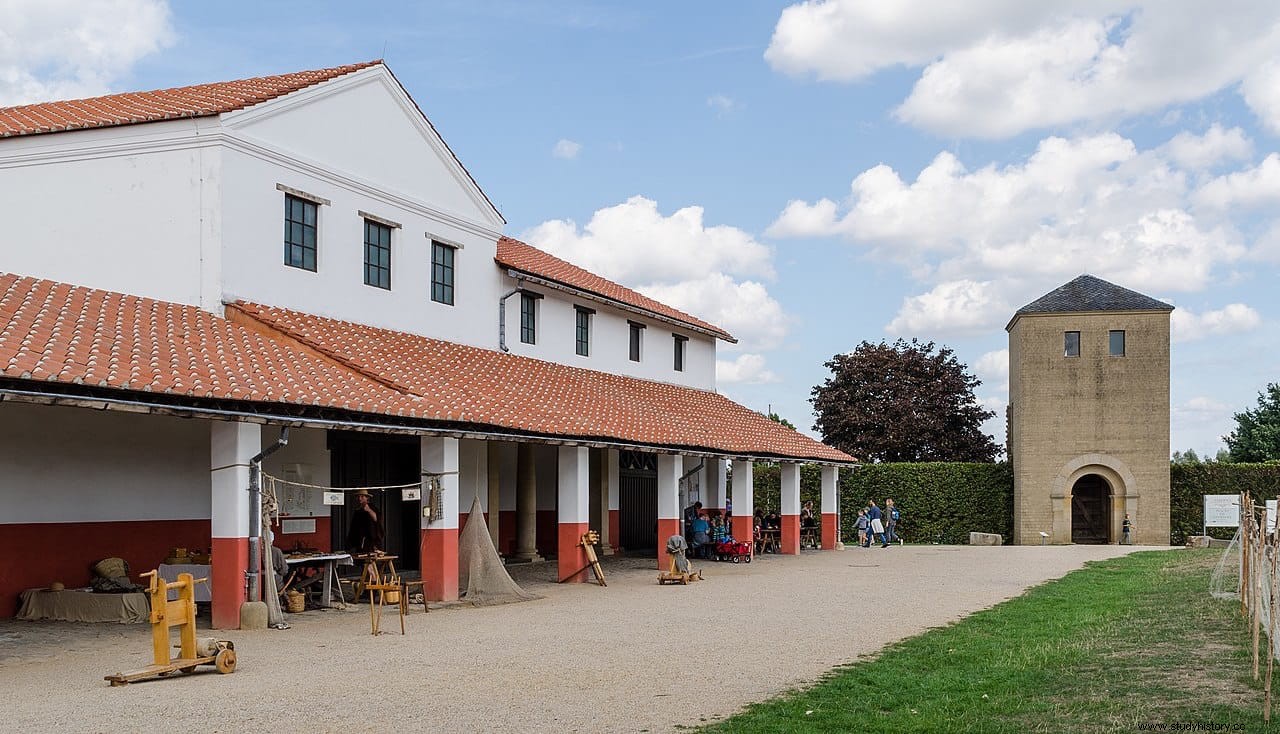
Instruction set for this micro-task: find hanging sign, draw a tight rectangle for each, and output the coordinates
[323,491,345,506]
[1203,495,1240,528]
[402,487,421,501]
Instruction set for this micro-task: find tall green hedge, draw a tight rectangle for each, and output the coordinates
[745,462,1013,545]
[734,460,1280,545]
[1170,462,1280,544]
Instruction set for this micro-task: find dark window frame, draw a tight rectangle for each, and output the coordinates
[628,321,646,362]
[431,241,455,305]
[673,334,688,372]
[1109,329,1126,357]
[1064,331,1081,358]
[575,306,594,357]
[284,194,318,272]
[520,292,540,345]
[363,219,392,290]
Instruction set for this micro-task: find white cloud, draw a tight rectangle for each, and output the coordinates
[1170,303,1262,343]
[521,195,773,284]
[706,94,739,114]
[1194,154,1280,210]
[716,353,781,385]
[551,138,582,160]
[641,274,789,352]
[0,0,175,106]
[770,131,1251,336]
[886,280,1012,337]
[766,1,1280,138]
[974,349,1010,385]
[1163,125,1253,171]
[1242,58,1280,135]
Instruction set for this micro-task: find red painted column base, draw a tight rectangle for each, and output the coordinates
[780,514,801,555]
[420,527,459,602]
[211,536,248,630]
[656,518,680,570]
[731,515,754,559]
[608,509,621,552]
[821,512,839,550]
[558,522,590,582]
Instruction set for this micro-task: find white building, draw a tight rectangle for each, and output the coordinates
[0,62,852,628]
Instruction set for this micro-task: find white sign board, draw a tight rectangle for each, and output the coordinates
[1204,494,1240,528]
[401,487,421,501]
[1268,500,1277,535]
[323,491,345,506]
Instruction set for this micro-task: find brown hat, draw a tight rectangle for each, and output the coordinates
[49,582,65,591]
[352,489,371,497]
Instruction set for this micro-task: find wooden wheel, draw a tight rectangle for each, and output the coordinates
[215,648,237,674]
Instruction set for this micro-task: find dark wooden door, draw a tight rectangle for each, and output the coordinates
[329,431,421,570]
[1071,474,1111,545]
[619,451,658,551]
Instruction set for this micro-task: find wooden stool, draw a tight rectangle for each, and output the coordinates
[353,553,398,602]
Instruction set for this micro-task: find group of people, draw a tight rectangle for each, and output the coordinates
[687,504,735,558]
[854,498,901,548]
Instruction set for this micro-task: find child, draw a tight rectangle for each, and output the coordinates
[855,508,869,547]
[1121,514,1133,545]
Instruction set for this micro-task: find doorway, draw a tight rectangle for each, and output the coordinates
[328,431,421,570]
[618,451,657,552]
[1070,474,1111,544]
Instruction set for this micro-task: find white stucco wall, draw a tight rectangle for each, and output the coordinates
[0,402,210,523]
[260,426,332,519]
[0,119,221,309]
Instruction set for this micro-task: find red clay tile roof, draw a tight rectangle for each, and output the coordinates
[495,236,736,343]
[230,303,848,462]
[0,273,849,462]
[0,61,381,138]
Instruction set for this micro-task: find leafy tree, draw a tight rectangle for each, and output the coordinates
[1171,449,1202,464]
[811,339,999,463]
[1225,383,1280,462]
[766,411,796,430]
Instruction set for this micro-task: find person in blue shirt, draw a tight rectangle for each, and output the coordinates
[885,498,901,545]
[691,513,711,558]
[865,500,888,548]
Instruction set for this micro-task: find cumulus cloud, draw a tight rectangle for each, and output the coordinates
[1242,58,1280,135]
[1194,154,1280,210]
[974,349,1010,386]
[716,353,781,385]
[0,0,175,106]
[1171,303,1262,343]
[521,195,773,284]
[1163,125,1253,171]
[769,130,1251,336]
[766,1,1280,138]
[641,274,789,352]
[552,139,582,160]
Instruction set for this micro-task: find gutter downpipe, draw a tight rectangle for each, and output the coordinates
[497,274,526,353]
[247,427,290,603]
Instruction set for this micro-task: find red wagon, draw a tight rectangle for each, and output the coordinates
[714,539,753,563]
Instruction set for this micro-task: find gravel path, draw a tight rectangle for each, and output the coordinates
[0,544,1158,733]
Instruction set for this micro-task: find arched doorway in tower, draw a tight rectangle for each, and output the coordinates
[1071,474,1111,544]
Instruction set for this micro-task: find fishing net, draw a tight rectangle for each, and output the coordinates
[457,497,541,606]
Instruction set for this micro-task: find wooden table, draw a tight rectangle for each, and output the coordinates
[758,528,781,553]
[283,552,353,608]
[353,553,398,602]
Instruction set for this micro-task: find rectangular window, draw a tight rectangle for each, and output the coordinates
[431,241,455,305]
[284,195,317,271]
[629,321,645,362]
[1109,329,1126,356]
[363,219,392,289]
[673,334,687,372]
[575,306,593,357]
[1064,331,1080,357]
[520,292,538,345]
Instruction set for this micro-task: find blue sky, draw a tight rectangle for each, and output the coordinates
[5,1,1278,456]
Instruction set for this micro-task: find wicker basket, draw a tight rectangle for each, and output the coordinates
[285,589,306,613]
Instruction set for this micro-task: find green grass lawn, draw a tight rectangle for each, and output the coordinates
[701,550,1271,733]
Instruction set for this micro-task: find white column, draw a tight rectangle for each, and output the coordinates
[486,441,501,545]
[558,446,590,582]
[702,458,728,511]
[210,421,260,630]
[821,465,842,550]
[730,459,754,553]
[421,436,460,601]
[657,453,682,569]
[780,463,801,554]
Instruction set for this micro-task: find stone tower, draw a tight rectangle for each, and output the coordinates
[1006,275,1172,545]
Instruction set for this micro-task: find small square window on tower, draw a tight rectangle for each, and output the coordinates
[1064,331,1080,357]
[1109,330,1126,356]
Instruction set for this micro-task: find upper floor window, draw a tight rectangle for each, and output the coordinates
[363,219,392,290]
[520,292,539,345]
[1064,331,1080,357]
[575,306,594,357]
[431,241,455,305]
[284,195,317,271]
[629,321,645,362]
[673,334,687,372]
[1109,330,1126,356]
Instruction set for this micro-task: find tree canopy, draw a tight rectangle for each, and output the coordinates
[1224,383,1280,462]
[811,339,1000,463]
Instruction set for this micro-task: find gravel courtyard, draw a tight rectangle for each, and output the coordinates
[0,544,1156,733]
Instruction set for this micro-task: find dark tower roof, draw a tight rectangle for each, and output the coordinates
[1007,275,1173,330]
